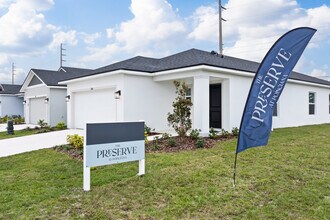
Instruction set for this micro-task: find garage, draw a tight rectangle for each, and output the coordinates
[72,88,116,129]
[29,97,47,124]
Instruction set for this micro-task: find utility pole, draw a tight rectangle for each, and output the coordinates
[11,62,15,85]
[219,0,226,55]
[60,43,66,67]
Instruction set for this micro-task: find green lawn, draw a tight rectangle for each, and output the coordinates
[0,129,39,140]
[0,124,329,219]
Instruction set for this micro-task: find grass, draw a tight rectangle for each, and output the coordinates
[0,124,329,219]
[0,129,39,140]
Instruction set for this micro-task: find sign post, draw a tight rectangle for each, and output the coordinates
[83,121,145,191]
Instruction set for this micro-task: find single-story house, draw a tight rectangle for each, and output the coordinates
[59,48,330,135]
[0,84,24,117]
[20,66,91,127]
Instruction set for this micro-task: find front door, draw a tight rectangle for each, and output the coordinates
[209,84,221,128]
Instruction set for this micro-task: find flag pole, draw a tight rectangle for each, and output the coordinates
[233,152,238,188]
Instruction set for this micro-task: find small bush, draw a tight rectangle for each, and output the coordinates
[221,129,229,138]
[38,119,48,128]
[13,117,20,124]
[161,132,171,140]
[152,136,159,150]
[144,131,148,145]
[67,134,84,149]
[196,138,205,148]
[56,122,67,130]
[189,129,200,140]
[167,137,176,147]
[231,127,239,137]
[209,127,218,139]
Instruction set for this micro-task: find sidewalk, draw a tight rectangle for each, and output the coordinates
[0,123,37,132]
[0,129,84,158]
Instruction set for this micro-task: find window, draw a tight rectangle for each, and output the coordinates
[186,88,191,100]
[309,92,315,115]
[272,103,278,117]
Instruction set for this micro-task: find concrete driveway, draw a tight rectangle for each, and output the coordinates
[0,129,84,158]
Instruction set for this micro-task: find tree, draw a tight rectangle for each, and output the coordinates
[167,81,193,137]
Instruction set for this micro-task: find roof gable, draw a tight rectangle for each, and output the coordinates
[28,75,43,87]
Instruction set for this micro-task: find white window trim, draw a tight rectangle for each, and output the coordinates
[308,92,316,115]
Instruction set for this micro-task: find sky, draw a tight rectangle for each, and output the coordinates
[0,0,329,84]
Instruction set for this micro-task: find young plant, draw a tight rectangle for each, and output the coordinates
[67,134,84,149]
[37,119,48,128]
[167,137,177,148]
[221,128,229,138]
[189,129,200,140]
[56,122,67,130]
[231,127,239,137]
[196,138,205,148]
[209,127,218,139]
[167,81,193,137]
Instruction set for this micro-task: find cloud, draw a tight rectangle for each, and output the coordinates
[0,0,55,52]
[80,32,101,45]
[189,0,330,63]
[49,30,78,49]
[82,0,186,63]
[106,28,114,39]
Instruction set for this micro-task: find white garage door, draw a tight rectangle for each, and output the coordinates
[29,97,46,124]
[73,89,116,129]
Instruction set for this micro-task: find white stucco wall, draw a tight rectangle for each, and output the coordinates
[272,82,330,128]
[65,74,124,128]
[0,95,24,117]
[49,88,67,127]
[123,75,176,131]
[226,74,330,130]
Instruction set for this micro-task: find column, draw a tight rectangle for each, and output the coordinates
[193,76,209,136]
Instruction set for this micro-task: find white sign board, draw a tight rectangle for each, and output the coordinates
[84,121,145,191]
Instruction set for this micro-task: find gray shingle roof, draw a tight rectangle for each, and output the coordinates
[32,66,92,87]
[0,84,22,94]
[61,48,330,86]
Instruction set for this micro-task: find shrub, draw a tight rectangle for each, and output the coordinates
[221,128,229,138]
[167,81,193,137]
[56,122,67,130]
[37,119,48,128]
[152,136,159,150]
[13,117,20,124]
[209,127,218,139]
[196,138,205,148]
[161,133,171,140]
[189,129,200,140]
[167,137,176,147]
[19,117,25,124]
[231,127,239,137]
[144,124,152,134]
[144,131,148,145]
[67,134,84,149]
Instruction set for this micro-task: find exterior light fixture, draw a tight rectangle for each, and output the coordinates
[44,98,49,103]
[65,95,70,102]
[114,90,121,99]
[23,100,26,105]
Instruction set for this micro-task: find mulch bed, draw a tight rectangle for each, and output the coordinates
[54,134,237,161]
[146,135,235,153]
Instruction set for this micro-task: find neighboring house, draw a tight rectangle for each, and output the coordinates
[59,49,330,134]
[20,66,91,127]
[0,84,24,117]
